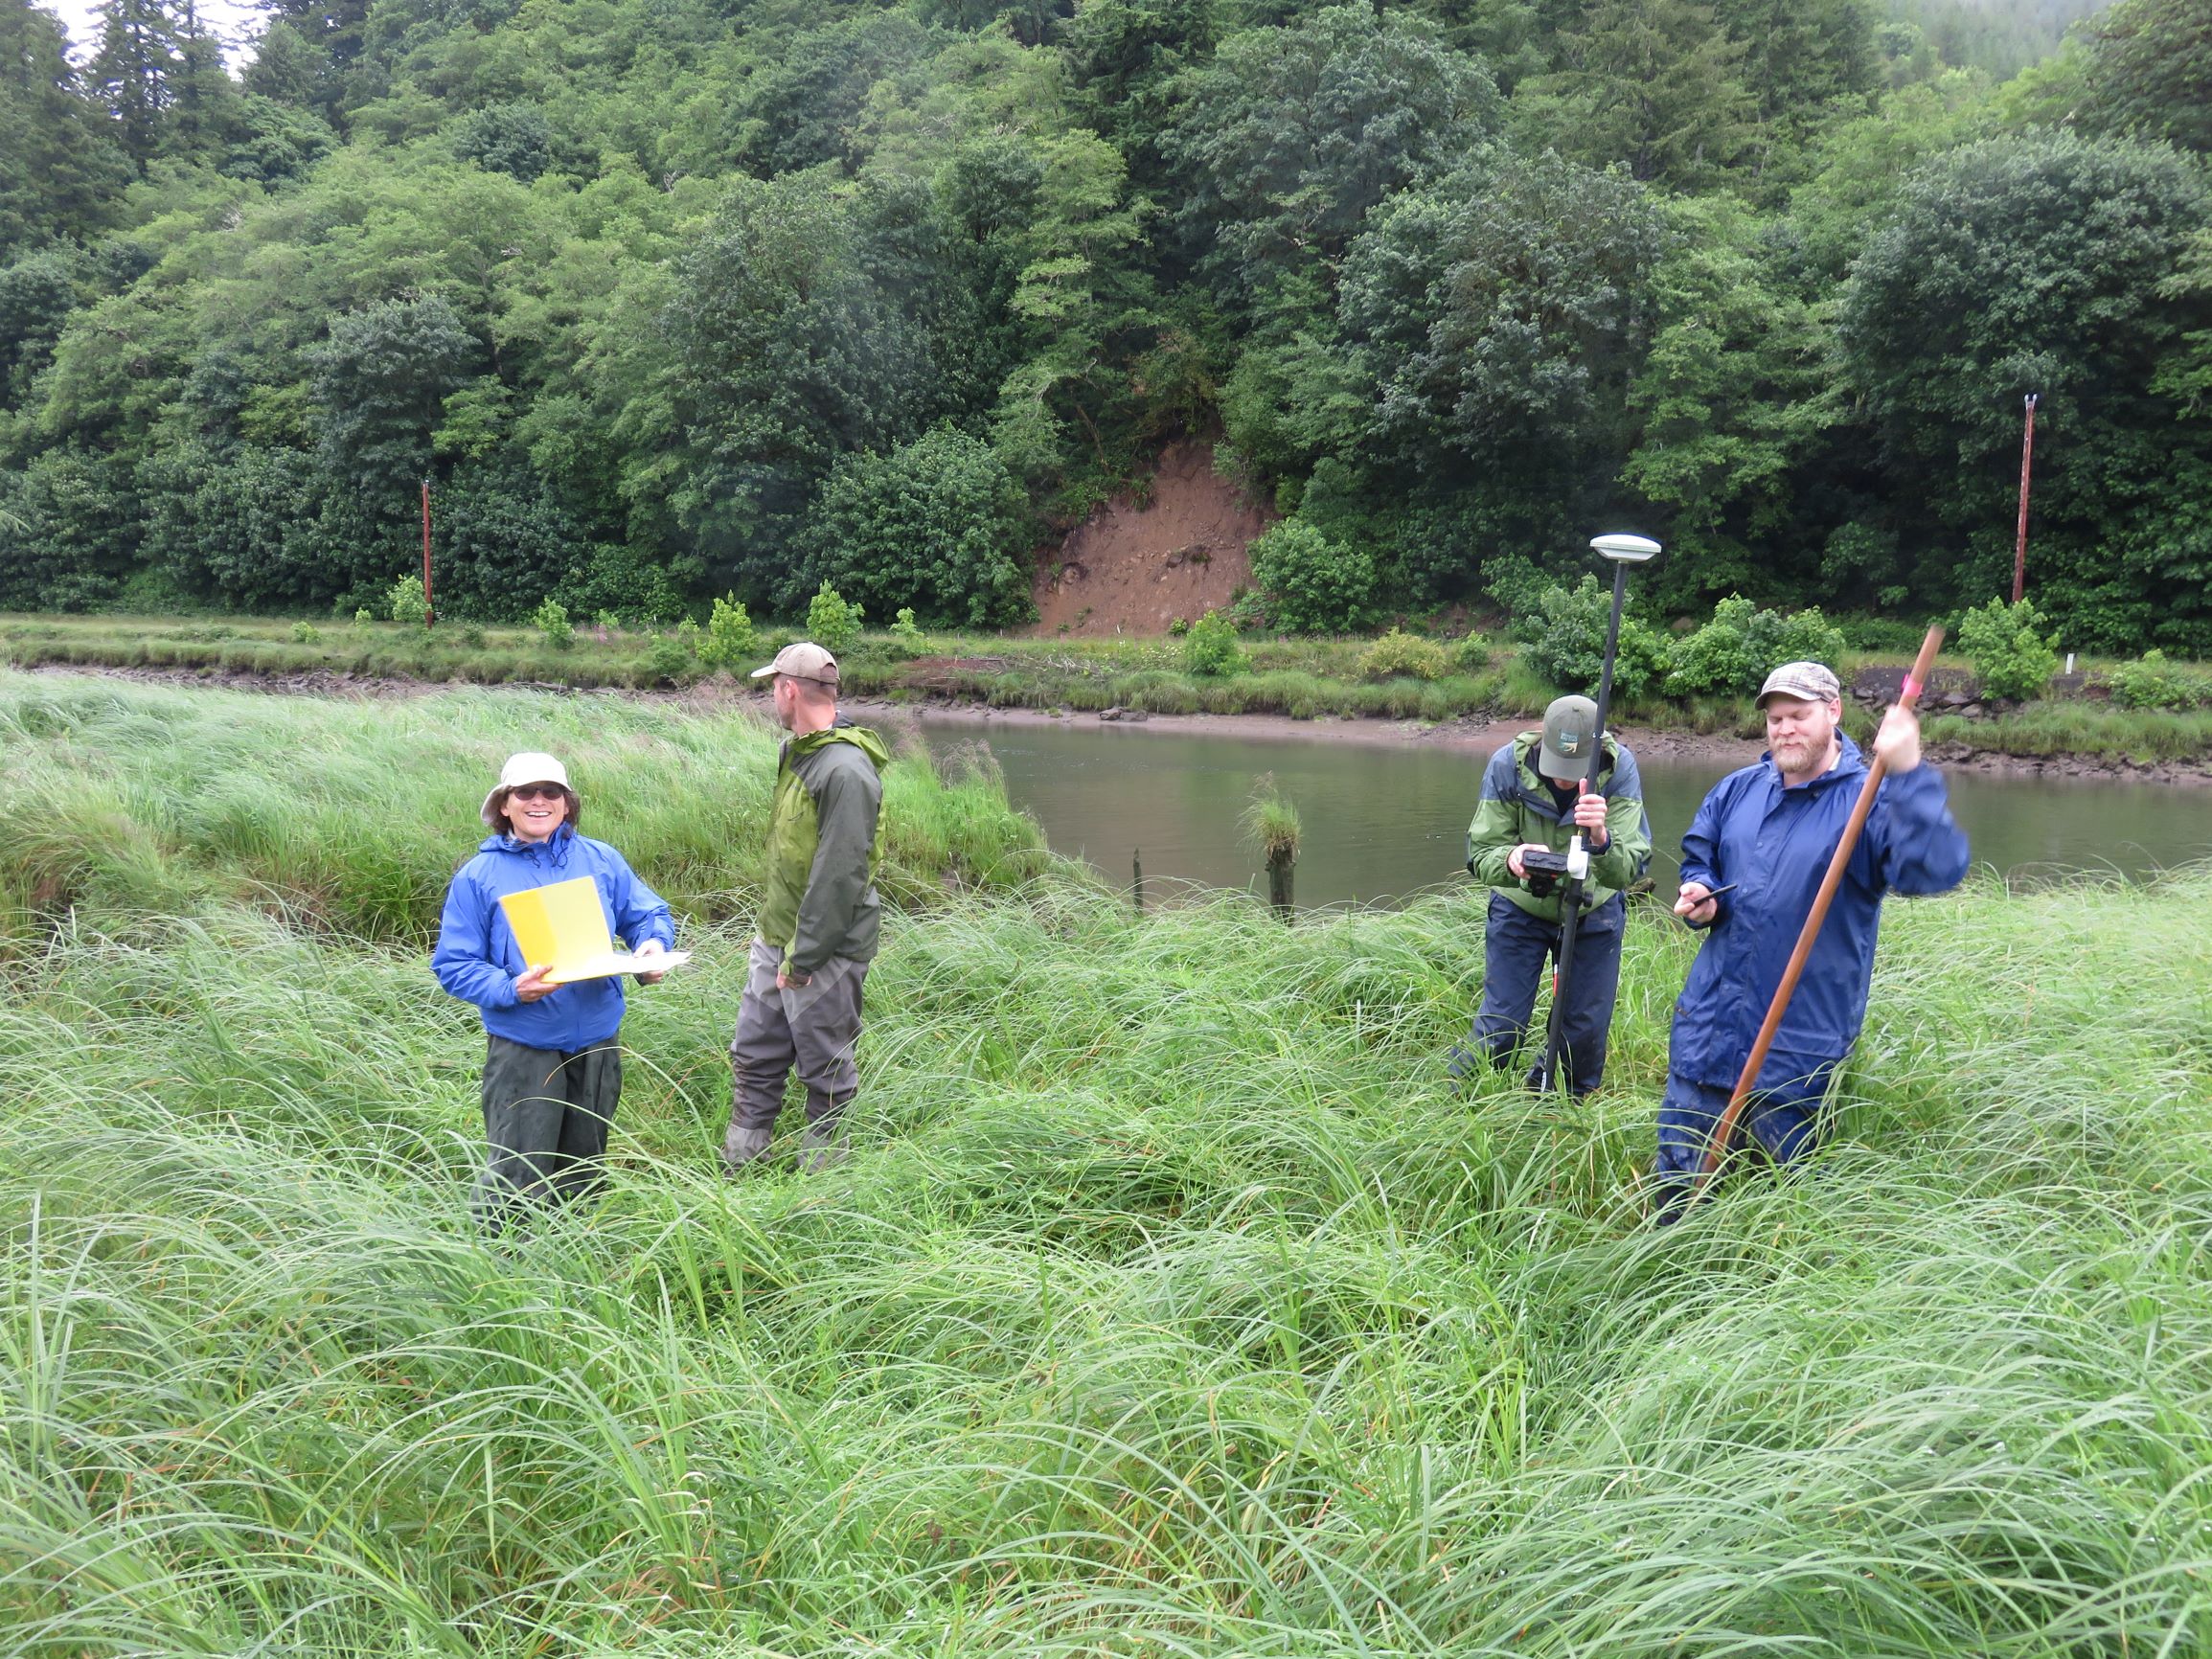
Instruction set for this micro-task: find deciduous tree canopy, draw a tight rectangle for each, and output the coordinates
[1,0,2206,645]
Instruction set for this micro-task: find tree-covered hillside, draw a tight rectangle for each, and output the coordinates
[2,0,2207,647]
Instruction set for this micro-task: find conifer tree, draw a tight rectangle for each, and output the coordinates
[0,0,129,253]
[88,0,184,174]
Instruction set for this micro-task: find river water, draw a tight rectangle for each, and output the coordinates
[918,714,2208,909]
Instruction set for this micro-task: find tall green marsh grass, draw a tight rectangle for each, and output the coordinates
[0,673,1048,943]
[6,672,2212,1653]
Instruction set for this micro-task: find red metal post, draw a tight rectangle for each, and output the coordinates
[420,477,433,627]
[2012,393,2038,605]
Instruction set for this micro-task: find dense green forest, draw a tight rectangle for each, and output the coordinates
[1,0,2207,647]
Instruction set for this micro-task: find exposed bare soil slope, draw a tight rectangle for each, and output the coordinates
[1029,442,1272,636]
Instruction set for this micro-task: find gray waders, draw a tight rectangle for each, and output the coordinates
[724,939,869,1171]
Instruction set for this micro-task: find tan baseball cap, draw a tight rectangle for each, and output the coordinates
[481,751,572,829]
[1538,695,1598,779]
[1756,661,1842,707]
[750,641,839,685]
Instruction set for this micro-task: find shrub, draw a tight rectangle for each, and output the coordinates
[1955,597,2059,701]
[352,607,375,630]
[1664,595,1847,698]
[1483,553,1553,623]
[1753,605,1849,677]
[697,595,758,675]
[1663,596,1763,695]
[1182,610,1245,677]
[531,597,573,650]
[1167,617,1190,637]
[674,617,702,657]
[1515,577,1665,699]
[890,607,924,645]
[1223,589,1271,632]
[799,428,1032,627]
[387,574,430,629]
[460,624,488,648]
[1358,627,1449,681]
[552,543,683,626]
[2107,648,2209,711]
[641,633,692,684]
[808,582,863,656]
[1248,519,1378,633]
[289,621,320,644]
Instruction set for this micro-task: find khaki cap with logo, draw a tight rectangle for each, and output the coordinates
[1538,694,1598,779]
[1755,660,1841,707]
[750,642,840,685]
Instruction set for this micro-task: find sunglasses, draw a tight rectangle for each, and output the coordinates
[506,784,567,803]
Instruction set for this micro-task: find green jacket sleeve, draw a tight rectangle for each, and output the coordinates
[1467,795,1524,888]
[1465,745,1525,888]
[788,758,880,974]
[1587,751,1652,892]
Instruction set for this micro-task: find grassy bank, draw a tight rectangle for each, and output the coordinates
[11,610,2212,765]
[7,679,2212,1653]
[0,672,1048,944]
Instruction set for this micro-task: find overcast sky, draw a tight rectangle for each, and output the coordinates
[44,0,266,64]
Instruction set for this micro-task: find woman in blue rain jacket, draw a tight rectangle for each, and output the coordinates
[433,751,673,1227]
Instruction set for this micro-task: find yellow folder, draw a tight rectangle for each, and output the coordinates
[498,876,688,985]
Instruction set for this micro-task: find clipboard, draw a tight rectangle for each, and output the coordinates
[498,875,690,985]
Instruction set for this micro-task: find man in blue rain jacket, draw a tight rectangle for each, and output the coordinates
[1653,661,1970,1224]
[432,750,674,1228]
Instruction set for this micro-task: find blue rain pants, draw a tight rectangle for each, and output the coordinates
[1466,889,1626,1097]
[1652,1065,1834,1200]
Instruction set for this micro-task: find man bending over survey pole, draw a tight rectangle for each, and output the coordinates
[723,642,889,1174]
[1651,661,1970,1226]
[1450,695,1652,1096]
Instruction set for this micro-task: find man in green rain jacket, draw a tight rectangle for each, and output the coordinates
[1448,695,1653,1096]
[722,641,890,1173]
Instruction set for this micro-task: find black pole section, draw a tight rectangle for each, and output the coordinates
[1266,847,1294,921]
[1534,558,1630,1095]
[1132,849,1144,915]
[1585,557,1630,794]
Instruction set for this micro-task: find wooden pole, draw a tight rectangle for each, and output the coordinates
[1132,849,1144,916]
[1692,625,1945,1195]
[2011,394,2038,605]
[1266,847,1294,920]
[421,477,435,626]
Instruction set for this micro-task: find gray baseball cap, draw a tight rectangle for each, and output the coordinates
[750,641,839,685]
[1756,660,1841,707]
[1538,695,1599,779]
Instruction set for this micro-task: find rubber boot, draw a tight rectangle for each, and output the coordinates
[1649,1178,1692,1228]
[720,1125,771,1172]
[795,1122,847,1173]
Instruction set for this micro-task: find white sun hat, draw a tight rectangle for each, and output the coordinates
[481,751,573,830]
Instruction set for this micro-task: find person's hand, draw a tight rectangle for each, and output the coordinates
[1506,843,1549,878]
[632,938,669,987]
[1674,881,1719,927]
[1571,785,1609,848]
[775,966,812,990]
[1873,703,1923,774]
[514,965,558,1003]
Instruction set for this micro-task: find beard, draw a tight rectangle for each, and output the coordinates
[1770,734,1826,773]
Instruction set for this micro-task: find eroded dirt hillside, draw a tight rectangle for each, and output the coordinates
[1029,443,1273,636]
